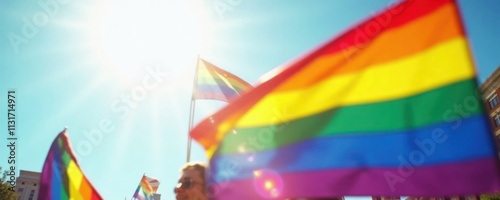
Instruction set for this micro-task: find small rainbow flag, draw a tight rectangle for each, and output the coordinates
[39,129,103,200]
[190,0,500,199]
[132,175,159,200]
[193,58,253,102]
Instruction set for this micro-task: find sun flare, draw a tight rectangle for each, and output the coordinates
[89,0,202,86]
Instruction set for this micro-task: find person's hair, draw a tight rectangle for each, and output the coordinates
[180,162,207,184]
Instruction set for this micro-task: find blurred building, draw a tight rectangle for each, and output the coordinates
[480,66,500,144]
[15,170,41,200]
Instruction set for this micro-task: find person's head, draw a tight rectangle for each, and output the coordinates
[174,162,208,200]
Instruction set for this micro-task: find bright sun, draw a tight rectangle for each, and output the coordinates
[90,0,202,85]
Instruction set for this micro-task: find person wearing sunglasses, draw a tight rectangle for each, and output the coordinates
[174,162,208,200]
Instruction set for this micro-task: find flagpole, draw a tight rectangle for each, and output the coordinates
[187,56,200,163]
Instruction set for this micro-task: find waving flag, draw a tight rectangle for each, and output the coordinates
[132,175,159,200]
[190,0,500,199]
[39,129,103,200]
[193,58,253,102]
[145,175,160,193]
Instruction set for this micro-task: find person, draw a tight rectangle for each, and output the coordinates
[174,162,208,200]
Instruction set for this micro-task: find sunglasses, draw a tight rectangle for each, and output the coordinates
[173,179,194,193]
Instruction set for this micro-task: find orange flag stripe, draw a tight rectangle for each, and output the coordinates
[275,2,463,92]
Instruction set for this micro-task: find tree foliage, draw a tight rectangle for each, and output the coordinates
[481,193,500,200]
[0,167,18,200]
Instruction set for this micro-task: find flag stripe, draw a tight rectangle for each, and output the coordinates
[238,38,473,128]
[141,177,154,193]
[194,84,242,98]
[194,58,253,102]
[217,79,481,154]
[197,77,250,93]
[199,60,253,89]
[197,68,252,90]
[212,115,494,177]
[51,159,62,199]
[80,179,92,200]
[323,0,453,55]
[67,160,84,199]
[133,185,141,197]
[145,176,160,192]
[276,2,463,92]
[211,158,500,198]
[254,0,457,94]
[193,92,231,102]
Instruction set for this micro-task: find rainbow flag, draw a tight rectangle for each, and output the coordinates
[190,0,500,199]
[39,130,103,200]
[145,175,160,193]
[132,175,158,200]
[193,58,253,102]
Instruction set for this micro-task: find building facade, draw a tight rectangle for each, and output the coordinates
[480,66,500,146]
[15,170,41,200]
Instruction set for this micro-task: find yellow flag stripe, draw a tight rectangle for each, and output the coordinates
[237,37,474,127]
[67,160,84,200]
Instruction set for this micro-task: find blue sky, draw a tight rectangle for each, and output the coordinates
[1,0,499,199]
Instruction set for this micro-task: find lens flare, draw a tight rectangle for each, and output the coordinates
[252,169,283,199]
[247,155,255,162]
[238,144,246,153]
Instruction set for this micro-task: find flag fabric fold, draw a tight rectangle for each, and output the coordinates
[190,0,500,199]
[132,175,159,200]
[145,175,160,193]
[193,58,253,102]
[39,129,103,200]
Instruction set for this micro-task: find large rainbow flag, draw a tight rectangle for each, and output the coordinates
[190,0,500,199]
[193,58,253,102]
[39,129,103,200]
[132,175,159,200]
